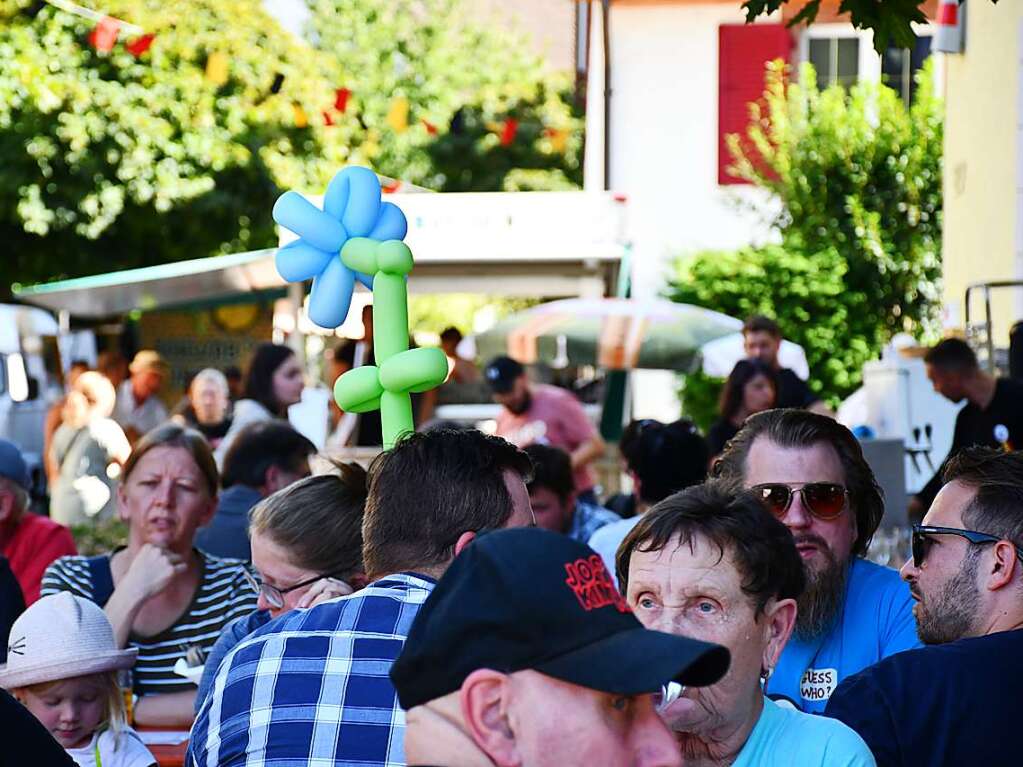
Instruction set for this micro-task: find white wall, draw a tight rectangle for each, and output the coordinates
[605,3,781,303]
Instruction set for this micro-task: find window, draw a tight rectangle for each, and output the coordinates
[808,36,860,88]
[882,36,932,105]
[718,24,792,185]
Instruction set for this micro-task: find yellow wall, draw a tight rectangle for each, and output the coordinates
[942,0,1023,344]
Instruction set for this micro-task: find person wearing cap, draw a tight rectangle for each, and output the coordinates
[485,356,605,504]
[113,350,170,445]
[0,592,156,766]
[390,526,728,767]
[0,438,77,605]
[189,428,535,767]
[616,481,875,766]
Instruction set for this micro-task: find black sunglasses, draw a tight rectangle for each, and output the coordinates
[243,569,349,610]
[751,482,848,521]
[911,525,1023,568]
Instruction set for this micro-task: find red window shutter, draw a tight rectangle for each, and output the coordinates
[718,23,792,185]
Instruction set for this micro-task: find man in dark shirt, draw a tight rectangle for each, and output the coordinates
[912,338,1023,516]
[195,422,314,560]
[0,555,24,663]
[826,448,1023,767]
[742,315,831,414]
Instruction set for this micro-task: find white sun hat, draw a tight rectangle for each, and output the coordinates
[0,592,137,689]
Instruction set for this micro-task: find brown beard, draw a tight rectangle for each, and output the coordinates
[914,548,982,645]
[794,543,848,642]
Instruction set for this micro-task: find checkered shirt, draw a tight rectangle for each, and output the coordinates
[188,573,435,767]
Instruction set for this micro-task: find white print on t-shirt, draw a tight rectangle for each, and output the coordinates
[799,667,838,703]
[506,420,549,448]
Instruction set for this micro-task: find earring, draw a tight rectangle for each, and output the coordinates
[759,666,773,686]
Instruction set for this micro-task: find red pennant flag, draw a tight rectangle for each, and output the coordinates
[381,180,401,193]
[323,111,335,127]
[421,118,437,135]
[334,88,351,113]
[500,118,519,146]
[126,33,155,57]
[88,16,120,53]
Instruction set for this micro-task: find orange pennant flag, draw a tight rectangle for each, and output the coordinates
[293,103,308,128]
[386,96,409,133]
[89,16,120,53]
[205,51,229,86]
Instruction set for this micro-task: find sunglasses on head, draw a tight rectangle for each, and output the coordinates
[751,482,848,521]
[910,525,1023,568]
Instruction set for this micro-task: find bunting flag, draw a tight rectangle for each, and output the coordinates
[385,96,409,133]
[421,118,437,135]
[322,110,335,127]
[205,51,229,86]
[292,102,308,128]
[270,73,285,94]
[499,118,519,146]
[545,127,568,153]
[88,15,120,52]
[334,87,351,113]
[125,33,154,57]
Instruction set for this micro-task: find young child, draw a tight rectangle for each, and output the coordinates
[0,592,156,767]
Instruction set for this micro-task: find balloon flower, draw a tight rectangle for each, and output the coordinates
[272,166,448,449]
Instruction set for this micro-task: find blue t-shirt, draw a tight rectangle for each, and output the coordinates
[767,558,920,713]
[734,696,875,766]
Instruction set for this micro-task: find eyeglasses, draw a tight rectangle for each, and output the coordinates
[911,525,1023,568]
[242,568,348,610]
[751,483,848,521]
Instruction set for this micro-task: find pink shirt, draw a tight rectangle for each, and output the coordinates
[495,384,597,492]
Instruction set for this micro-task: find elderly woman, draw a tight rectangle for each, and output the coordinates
[41,423,258,727]
[616,481,875,766]
[195,461,368,711]
[173,368,233,448]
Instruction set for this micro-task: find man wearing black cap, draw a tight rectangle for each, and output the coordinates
[391,527,730,767]
[485,356,605,504]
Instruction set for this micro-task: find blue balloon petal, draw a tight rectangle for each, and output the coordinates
[307,257,355,329]
[273,192,347,253]
[323,168,351,221]
[340,167,382,237]
[355,271,374,290]
[368,202,408,241]
[275,241,332,282]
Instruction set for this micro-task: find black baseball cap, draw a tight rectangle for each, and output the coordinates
[483,355,525,394]
[390,527,730,710]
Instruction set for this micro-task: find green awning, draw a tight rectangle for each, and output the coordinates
[14,249,285,317]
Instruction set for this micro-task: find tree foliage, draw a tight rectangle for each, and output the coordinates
[668,61,942,411]
[308,0,583,192]
[740,0,997,52]
[2,0,582,290]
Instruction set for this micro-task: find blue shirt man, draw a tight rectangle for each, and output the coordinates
[767,558,918,712]
[715,409,921,714]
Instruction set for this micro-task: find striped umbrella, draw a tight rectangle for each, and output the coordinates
[474,298,742,371]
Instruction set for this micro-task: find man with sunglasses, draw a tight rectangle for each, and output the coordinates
[716,409,919,713]
[825,447,1023,766]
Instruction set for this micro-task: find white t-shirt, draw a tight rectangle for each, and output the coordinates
[66,727,156,767]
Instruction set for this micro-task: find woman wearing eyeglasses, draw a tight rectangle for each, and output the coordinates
[194,462,368,712]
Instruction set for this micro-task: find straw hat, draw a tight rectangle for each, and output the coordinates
[129,350,169,376]
[0,593,137,689]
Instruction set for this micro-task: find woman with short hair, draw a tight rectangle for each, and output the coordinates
[617,481,875,766]
[42,423,258,727]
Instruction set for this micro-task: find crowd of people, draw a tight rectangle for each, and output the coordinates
[1,313,1022,767]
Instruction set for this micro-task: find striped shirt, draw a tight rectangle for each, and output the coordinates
[188,572,435,767]
[41,549,258,696]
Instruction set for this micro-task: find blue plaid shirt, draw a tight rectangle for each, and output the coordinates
[188,573,435,767]
[567,500,621,545]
